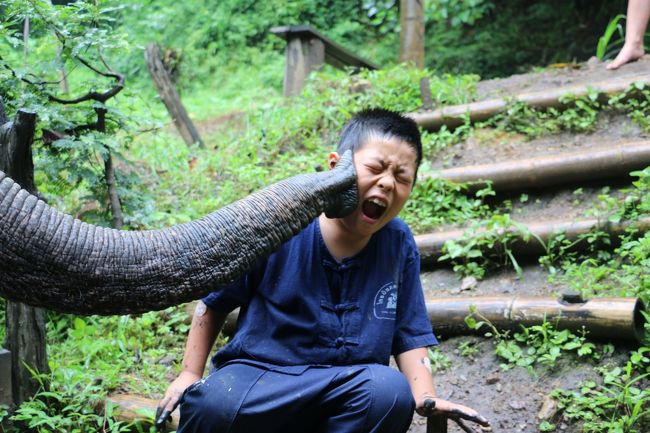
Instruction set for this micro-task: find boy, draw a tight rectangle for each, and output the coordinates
[157,109,489,433]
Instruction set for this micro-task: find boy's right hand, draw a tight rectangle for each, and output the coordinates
[155,371,201,431]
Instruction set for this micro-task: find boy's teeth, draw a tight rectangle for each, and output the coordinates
[368,198,386,207]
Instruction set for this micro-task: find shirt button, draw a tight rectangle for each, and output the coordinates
[335,337,344,347]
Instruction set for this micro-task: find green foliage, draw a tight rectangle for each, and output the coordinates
[0,0,155,222]
[540,168,650,306]
[494,323,602,373]
[424,0,626,78]
[2,308,189,431]
[401,177,492,233]
[7,376,133,433]
[539,420,556,432]
[457,339,480,358]
[465,306,607,373]
[596,14,626,60]
[440,214,532,279]
[609,81,650,133]
[488,90,602,138]
[552,348,650,433]
[427,346,451,373]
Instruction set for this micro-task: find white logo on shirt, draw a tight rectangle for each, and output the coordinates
[373,282,397,320]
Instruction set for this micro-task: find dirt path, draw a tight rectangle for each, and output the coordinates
[407,58,649,433]
[474,56,650,101]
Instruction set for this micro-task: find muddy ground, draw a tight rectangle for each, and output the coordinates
[406,58,649,433]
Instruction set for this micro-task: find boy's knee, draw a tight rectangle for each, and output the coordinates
[178,367,257,433]
[367,365,414,418]
[178,377,232,432]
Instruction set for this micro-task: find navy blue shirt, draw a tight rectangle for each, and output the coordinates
[203,217,438,368]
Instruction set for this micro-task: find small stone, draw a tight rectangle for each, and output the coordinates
[486,373,500,384]
[459,374,468,382]
[559,423,568,430]
[519,423,527,430]
[496,383,502,392]
[349,80,372,94]
[460,276,478,291]
[537,395,558,420]
[158,355,176,367]
[509,400,525,410]
[586,56,600,68]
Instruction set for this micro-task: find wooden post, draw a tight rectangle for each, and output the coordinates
[400,0,425,68]
[144,43,203,147]
[0,97,49,406]
[426,414,448,433]
[0,349,11,406]
[419,76,433,110]
[283,36,325,96]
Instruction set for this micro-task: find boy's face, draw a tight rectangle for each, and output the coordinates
[330,135,417,238]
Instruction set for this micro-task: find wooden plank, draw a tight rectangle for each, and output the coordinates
[271,25,380,70]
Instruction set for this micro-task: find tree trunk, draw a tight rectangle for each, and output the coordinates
[95,107,123,229]
[0,98,49,406]
[144,43,203,147]
[399,0,425,68]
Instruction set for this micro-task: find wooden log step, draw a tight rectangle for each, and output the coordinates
[104,394,179,432]
[415,216,650,266]
[217,296,646,342]
[408,73,650,131]
[431,140,650,192]
[426,295,645,342]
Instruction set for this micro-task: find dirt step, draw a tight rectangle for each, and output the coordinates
[427,139,650,192]
[409,58,650,131]
[416,216,650,266]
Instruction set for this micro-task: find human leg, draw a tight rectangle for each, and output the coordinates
[176,363,268,433]
[316,364,415,433]
[607,0,650,69]
[177,363,414,433]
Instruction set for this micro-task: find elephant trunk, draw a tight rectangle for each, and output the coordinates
[0,151,357,315]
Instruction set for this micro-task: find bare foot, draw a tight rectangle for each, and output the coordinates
[606,43,645,70]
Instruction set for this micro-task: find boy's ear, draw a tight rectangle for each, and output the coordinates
[328,152,341,169]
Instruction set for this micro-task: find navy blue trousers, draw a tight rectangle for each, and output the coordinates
[177,362,415,433]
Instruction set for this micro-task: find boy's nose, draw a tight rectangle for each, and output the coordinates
[377,174,395,191]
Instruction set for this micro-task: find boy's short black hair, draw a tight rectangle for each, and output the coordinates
[337,108,423,183]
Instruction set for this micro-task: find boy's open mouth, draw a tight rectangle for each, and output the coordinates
[362,198,387,220]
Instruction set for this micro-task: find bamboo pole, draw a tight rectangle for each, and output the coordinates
[219,296,645,342]
[415,216,650,266]
[434,140,650,192]
[427,296,646,342]
[408,73,650,130]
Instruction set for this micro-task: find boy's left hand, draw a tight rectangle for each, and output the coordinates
[416,397,491,432]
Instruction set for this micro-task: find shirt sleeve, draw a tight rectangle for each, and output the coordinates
[201,260,266,313]
[392,244,439,356]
